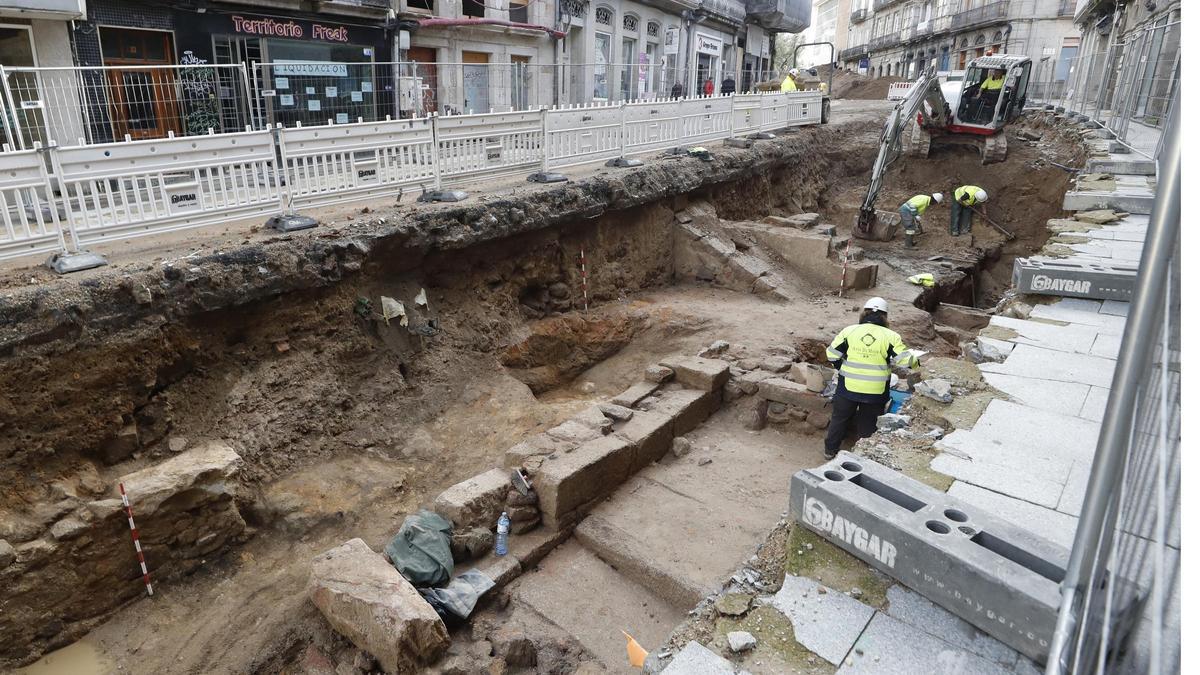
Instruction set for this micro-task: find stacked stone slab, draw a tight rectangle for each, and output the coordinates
[673,221,791,301]
[789,452,1108,663]
[723,221,878,290]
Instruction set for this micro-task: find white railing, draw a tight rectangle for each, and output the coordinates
[887,82,916,101]
[0,90,824,264]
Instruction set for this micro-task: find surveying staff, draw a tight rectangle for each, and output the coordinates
[898,192,943,248]
[780,68,800,92]
[823,297,920,459]
[951,185,988,236]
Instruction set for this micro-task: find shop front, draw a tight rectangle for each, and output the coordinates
[693,31,724,95]
[176,11,391,128]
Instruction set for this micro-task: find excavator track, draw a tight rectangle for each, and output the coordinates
[908,122,932,158]
[982,131,1008,163]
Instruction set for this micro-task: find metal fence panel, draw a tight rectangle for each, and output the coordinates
[546,103,623,169]
[435,109,543,179]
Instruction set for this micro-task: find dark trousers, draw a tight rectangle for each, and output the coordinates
[950,201,973,235]
[824,394,888,454]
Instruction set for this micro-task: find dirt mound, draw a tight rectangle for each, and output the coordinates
[832,70,905,100]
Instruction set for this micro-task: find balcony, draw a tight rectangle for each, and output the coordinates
[840,44,870,60]
[317,0,392,17]
[950,0,1011,31]
[872,0,903,11]
[0,0,83,19]
[851,8,869,23]
[869,30,902,51]
[745,0,810,33]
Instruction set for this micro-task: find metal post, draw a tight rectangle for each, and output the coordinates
[431,112,443,190]
[237,61,255,131]
[1045,93,1180,675]
[528,105,566,183]
[606,101,642,167]
[0,65,26,150]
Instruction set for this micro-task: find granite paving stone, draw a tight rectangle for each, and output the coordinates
[946,481,1079,549]
[882,585,1019,666]
[767,574,875,666]
[978,344,1116,388]
[661,641,737,674]
[836,613,1013,675]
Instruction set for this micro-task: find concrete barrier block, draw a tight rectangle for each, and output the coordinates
[434,468,512,531]
[647,389,717,436]
[790,453,1081,663]
[534,435,634,530]
[658,356,731,393]
[612,410,674,469]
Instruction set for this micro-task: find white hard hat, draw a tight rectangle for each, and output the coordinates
[975,189,988,202]
[931,192,944,204]
[863,297,889,313]
[788,68,799,76]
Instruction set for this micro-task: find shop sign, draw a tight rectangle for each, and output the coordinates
[696,33,722,56]
[273,60,350,77]
[663,26,679,55]
[231,15,350,43]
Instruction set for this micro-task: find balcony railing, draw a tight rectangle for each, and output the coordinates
[869,30,902,51]
[851,8,869,23]
[840,44,870,60]
[872,0,902,11]
[950,0,1010,30]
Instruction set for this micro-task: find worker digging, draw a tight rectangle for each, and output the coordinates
[898,191,943,248]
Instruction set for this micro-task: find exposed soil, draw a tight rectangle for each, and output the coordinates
[1,103,1086,674]
[831,70,905,100]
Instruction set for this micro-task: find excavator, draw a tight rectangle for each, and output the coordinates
[854,54,1032,240]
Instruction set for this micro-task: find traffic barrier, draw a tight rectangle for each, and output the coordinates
[2,91,824,266]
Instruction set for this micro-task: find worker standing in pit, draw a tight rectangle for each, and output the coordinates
[898,192,943,248]
[951,185,988,236]
[823,297,920,460]
[780,68,800,92]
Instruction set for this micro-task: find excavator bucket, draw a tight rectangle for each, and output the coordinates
[853,210,902,241]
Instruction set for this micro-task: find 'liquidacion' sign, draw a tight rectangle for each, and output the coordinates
[232,15,350,42]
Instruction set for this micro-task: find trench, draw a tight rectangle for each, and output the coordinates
[1,114,1084,674]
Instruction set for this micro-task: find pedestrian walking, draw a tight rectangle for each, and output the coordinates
[898,192,944,248]
[823,297,920,459]
[950,185,988,236]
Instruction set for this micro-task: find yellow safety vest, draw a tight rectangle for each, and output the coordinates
[826,323,920,396]
[780,76,798,92]
[955,185,984,206]
[904,194,933,214]
[980,76,1004,91]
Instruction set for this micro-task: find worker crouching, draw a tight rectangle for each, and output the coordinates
[951,185,988,236]
[898,192,943,248]
[823,297,920,459]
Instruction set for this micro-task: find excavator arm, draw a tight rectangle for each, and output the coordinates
[854,66,950,238]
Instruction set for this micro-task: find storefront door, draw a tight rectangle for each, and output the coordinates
[510,55,530,110]
[620,38,635,100]
[100,28,181,140]
[462,51,489,113]
[409,46,438,114]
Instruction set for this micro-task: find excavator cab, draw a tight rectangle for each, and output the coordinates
[955,59,1031,129]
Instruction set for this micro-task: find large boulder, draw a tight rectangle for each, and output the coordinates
[309,538,450,674]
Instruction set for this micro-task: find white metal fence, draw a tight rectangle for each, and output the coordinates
[0,89,824,263]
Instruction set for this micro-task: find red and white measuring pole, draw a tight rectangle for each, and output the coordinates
[119,482,154,597]
[838,249,849,298]
[579,248,589,313]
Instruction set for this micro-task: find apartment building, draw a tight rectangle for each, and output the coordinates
[0,0,85,148]
[839,0,1078,82]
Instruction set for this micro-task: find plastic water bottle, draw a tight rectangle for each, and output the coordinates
[495,512,510,556]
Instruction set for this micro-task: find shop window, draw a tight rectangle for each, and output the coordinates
[509,0,529,23]
[464,0,485,18]
[594,31,611,99]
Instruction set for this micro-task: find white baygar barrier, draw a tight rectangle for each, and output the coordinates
[0,90,824,264]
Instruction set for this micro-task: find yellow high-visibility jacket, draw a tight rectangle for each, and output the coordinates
[780,76,798,92]
[904,194,933,214]
[955,185,985,206]
[980,75,1005,91]
[826,322,920,400]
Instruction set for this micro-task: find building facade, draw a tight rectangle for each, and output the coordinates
[0,0,86,148]
[838,0,1079,82]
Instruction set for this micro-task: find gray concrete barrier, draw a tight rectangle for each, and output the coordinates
[790,453,1091,664]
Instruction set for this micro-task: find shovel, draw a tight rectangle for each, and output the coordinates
[967,205,1016,241]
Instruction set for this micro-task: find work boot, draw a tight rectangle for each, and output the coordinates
[905,233,916,248]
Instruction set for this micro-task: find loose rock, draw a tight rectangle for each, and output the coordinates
[876,413,911,431]
[915,379,954,403]
[644,365,675,383]
[672,438,692,458]
[698,340,730,357]
[761,355,794,373]
[715,593,753,617]
[727,631,757,653]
